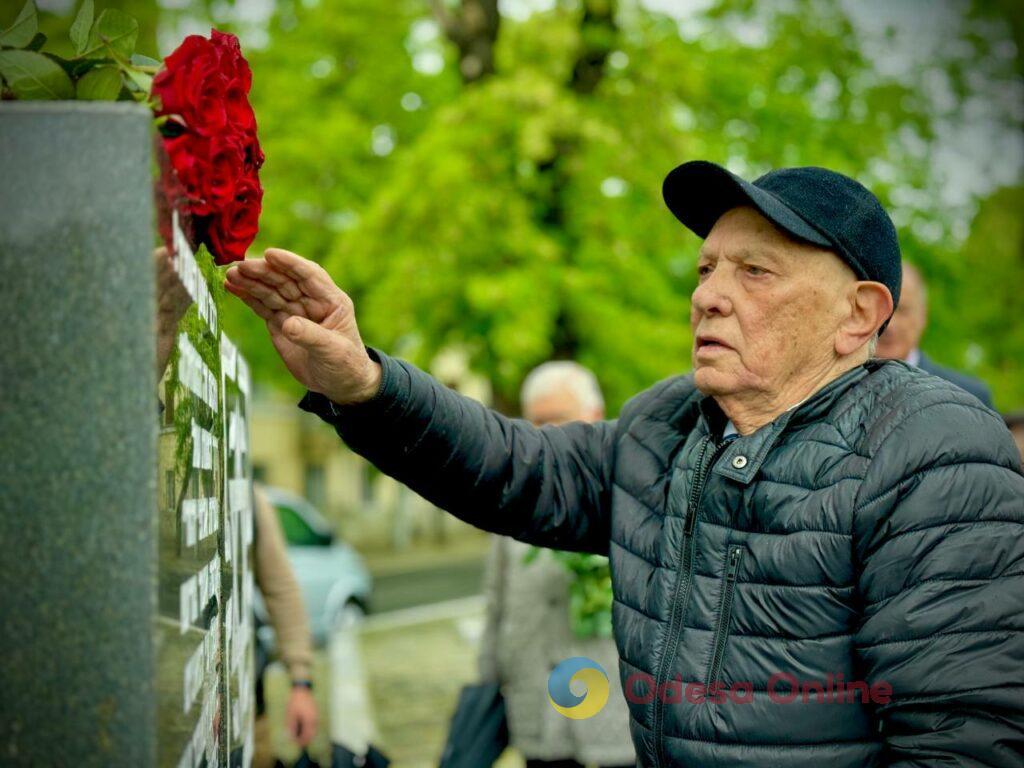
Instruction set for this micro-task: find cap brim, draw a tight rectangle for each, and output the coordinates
[662,160,831,248]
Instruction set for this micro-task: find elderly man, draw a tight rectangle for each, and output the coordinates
[876,260,994,407]
[478,361,635,768]
[226,161,1024,767]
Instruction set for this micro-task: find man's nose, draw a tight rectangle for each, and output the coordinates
[691,267,733,318]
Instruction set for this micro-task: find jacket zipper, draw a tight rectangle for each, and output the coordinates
[705,544,744,689]
[652,433,727,768]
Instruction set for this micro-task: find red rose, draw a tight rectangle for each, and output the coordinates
[205,134,248,210]
[153,35,227,137]
[225,83,257,135]
[153,29,262,263]
[204,174,263,264]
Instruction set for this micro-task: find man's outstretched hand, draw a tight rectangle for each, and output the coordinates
[224,248,382,405]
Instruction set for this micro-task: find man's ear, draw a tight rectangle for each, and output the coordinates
[837,281,893,356]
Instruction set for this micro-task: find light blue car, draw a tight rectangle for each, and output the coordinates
[255,486,372,649]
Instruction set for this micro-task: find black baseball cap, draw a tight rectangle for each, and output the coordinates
[662,161,902,316]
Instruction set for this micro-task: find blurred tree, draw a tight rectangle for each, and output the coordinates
[22,0,160,59]
[214,0,463,389]
[145,0,1017,413]
[11,1,1021,412]
[938,185,1024,407]
[429,0,500,83]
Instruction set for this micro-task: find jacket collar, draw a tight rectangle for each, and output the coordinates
[697,361,878,485]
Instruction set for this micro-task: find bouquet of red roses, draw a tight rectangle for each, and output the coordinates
[153,30,263,264]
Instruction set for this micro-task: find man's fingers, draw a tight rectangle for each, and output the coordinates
[264,248,346,304]
[225,280,282,325]
[263,247,322,281]
[225,268,308,316]
[288,709,316,747]
[299,717,315,746]
[235,259,304,301]
[285,709,301,741]
[225,280,270,319]
[234,258,337,319]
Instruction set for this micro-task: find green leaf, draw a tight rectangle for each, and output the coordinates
[130,53,161,68]
[25,31,45,51]
[120,63,152,94]
[81,9,138,60]
[0,1,38,49]
[69,0,94,56]
[75,65,121,100]
[0,49,73,99]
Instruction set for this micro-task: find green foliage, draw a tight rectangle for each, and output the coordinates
[0,49,73,98]
[0,0,149,103]
[219,0,462,389]
[0,1,38,48]
[214,0,1022,413]
[80,8,138,60]
[75,63,120,100]
[942,186,1024,407]
[524,546,614,638]
[69,0,93,55]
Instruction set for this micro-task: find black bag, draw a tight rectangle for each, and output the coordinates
[331,743,391,768]
[438,682,509,768]
[282,744,390,768]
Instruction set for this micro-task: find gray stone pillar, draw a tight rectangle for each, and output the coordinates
[0,102,157,766]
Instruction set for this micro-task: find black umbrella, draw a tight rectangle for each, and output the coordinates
[438,682,509,768]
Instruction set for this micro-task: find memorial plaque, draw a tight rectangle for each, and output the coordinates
[0,99,259,767]
[157,213,255,768]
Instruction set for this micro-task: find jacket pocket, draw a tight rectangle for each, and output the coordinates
[705,544,744,687]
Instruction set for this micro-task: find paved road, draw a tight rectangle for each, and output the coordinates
[368,558,486,614]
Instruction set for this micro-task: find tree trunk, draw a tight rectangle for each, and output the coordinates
[571,0,617,95]
[430,0,501,84]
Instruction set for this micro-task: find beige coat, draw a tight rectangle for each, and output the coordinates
[254,486,313,681]
[478,536,635,766]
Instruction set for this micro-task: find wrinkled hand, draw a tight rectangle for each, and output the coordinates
[224,248,381,405]
[284,685,318,747]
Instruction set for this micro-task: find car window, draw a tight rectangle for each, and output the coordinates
[275,503,330,547]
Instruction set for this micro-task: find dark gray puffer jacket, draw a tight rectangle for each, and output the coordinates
[300,352,1024,767]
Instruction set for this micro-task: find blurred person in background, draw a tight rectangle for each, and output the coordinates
[1004,411,1024,464]
[478,361,635,768]
[253,483,318,767]
[875,260,993,406]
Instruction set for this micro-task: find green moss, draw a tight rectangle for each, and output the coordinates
[165,244,227,474]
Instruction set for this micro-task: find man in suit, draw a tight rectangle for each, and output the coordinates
[1005,411,1024,464]
[875,260,993,406]
[478,361,635,768]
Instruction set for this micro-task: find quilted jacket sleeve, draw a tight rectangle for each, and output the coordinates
[299,349,618,554]
[853,386,1024,767]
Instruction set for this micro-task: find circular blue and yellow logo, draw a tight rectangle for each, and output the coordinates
[547,656,610,720]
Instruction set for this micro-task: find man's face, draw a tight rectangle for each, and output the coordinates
[690,206,854,399]
[875,266,926,360]
[524,388,602,426]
